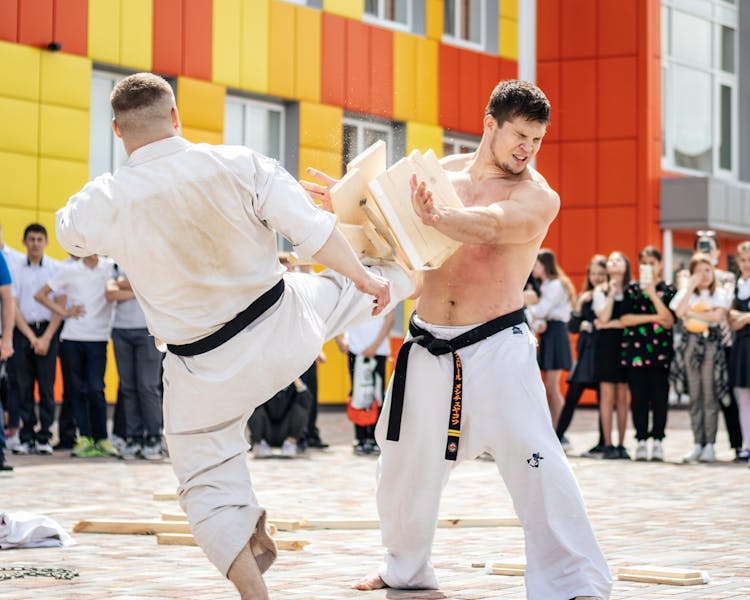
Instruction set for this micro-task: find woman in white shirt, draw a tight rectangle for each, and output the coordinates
[670,253,731,463]
[530,249,574,427]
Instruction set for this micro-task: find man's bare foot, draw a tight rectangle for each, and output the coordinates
[354,573,388,591]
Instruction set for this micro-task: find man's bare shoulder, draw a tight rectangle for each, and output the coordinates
[440,153,474,172]
[509,173,560,222]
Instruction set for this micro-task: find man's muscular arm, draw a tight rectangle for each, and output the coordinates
[411,175,558,245]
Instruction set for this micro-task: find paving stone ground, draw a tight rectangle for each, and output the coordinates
[1,407,748,599]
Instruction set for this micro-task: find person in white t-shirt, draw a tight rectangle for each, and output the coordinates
[336,312,394,455]
[670,253,731,463]
[35,255,117,458]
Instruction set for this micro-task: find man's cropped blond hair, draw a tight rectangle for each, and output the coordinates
[110,72,175,132]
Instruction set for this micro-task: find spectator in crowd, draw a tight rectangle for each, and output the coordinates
[299,355,328,450]
[337,311,395,455]
[11,224,64,455]
[693,233,743,460]
[620,247,676,461]
[529,248,574,427]
[0,252,15,470]
[670,253,731,463]
[248,378,311,459]
[728,241,750,465]
[35,254,118,458]
[106,268,164,460]
[592,251,632,460]
[556,254,607,454]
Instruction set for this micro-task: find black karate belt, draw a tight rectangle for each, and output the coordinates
[387,308,527,461]
[167,279,285,357]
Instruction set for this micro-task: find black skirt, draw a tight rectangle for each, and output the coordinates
[594,328,628,383]
[730,328,750,388]
[567,331,598,384]
[538,320,573,371]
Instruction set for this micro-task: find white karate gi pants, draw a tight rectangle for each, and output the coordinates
[163,264,413,577]
[375,318,612,600]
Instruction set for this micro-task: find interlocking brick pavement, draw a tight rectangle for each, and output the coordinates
[0,407,748,599]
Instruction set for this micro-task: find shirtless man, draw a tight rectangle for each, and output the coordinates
[356,80,611,599]
[55,72,414,600]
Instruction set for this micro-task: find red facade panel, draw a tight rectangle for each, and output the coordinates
[344,20,369,113]
[479,52,499,106]
[560,207,597,272]
[597,57,637,139]
[536,61,560,143]
[321,13,346,107]
[560,0,596,59]
[598,0,637,56]
[499,57,516,81]
[18,0,53,48]
[438,43,460,131]
[153,0,183,76]
[537,141,560,194]
[597,206,637,259]
[53,0,87,56]
[560,141,596,207]
[536,0,560,62]
[598,140,637,207]
[369,26,393,118]
[559,60,596,140]
[0,0,18,42]
[457,48,480,134]
[182,0,211,79]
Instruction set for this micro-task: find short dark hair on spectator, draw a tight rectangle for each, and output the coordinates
[693,232,719,252]
[485,80,550,127]
[23,223,47,240]
[639,245,662,262]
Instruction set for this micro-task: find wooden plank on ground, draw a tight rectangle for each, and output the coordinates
[268,519,305,531]
[74,519,191,535]
[157,533,309,551]
[279,516,519,530]
[617,565,709,585]
[471,559,526,576]
[161,511,187,522]
[153,491,178,501]
[436,516,520,528]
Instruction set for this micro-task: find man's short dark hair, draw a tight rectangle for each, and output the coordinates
[485,80,550,127]
[23,223,47,240]
[110,72,174,117]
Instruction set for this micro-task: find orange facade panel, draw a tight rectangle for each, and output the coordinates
[597,57,637,139]
[537,141,560,194]
[183,0,211,80]
[536,61,560,143]
[560,0,596,59]
[457,48,480,134]
[0,0,18,42]
[369,25,392,118]
[153,0,182,75]
[559,141,596,207]
[438,42,460,131]
[18,0,52,48]
[344,19,369,113]
[536,0,559,62]
[598,0,637,57]
[53,0,87,56]
[321,12,345,107]
[559,60,596,140]
[597,206,637,258]
[598,140,637,207]
[560,207,597,273]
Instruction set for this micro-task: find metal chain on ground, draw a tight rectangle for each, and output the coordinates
[0,566,79,581]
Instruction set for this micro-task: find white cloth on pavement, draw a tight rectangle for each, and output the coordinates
[0,511,75,549]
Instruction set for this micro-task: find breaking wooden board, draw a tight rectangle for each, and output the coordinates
[346,139,387,183]
[617,565,709,586]
[330,168,368,226]
[74,519,191,535]
[152,491,178,501]
[157,533,309,551]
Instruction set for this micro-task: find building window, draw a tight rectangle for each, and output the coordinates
[89,71,128,178]
[442,134,479,158]
[443,0,485,48]
[661,0,738,178]
[224,95,285,162]
[364,0,410,30]
[342,117,397,171]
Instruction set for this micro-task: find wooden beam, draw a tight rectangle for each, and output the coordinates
[157,533,309,551]
[74,519,191,535]
[160,511,187,522]
[436,516,520,528]
[471,559,526,576]
[152,491,178,501]
[617,566,709,585]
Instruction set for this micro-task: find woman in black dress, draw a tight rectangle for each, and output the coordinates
[729,241,750,463]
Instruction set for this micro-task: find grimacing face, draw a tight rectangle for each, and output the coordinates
[490,115,547,175]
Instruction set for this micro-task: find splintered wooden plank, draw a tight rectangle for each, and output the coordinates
[330,168,368,225]
[346,140,387,182]
[617,573,709,586]
[617,566,710,585]
[268,519,305,531]
[437,516,520,528]
[368,172,421,269]
[361,195,411,268]
[152,491,178,501]
[157,533,309,551]
[74,519,191,535]
[362,220,395,259]
[337,223,375,257]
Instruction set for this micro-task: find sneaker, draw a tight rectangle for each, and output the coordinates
[733,448,750,462]
[36,442,54,455]
[11,441,32,455]
[698,443,715,463]
[306,437,329,449]
[280,439,297,458]
[365,440,380,455]
[253,439,273,459]
[119,441,143,460]
[109,434,127,454]
[0,450,13,471]
[682,444,703,463]
[72,436,106,458]
[141,442,163,461]
[559,435,572,453]
[616,445,631,460]
[581,444,605,458]
[5,433,22,453]
[96,439,120,457]
[651,439,664,462]
[635,440,648,461]
[353,442,367,456]
[602,445,620,460]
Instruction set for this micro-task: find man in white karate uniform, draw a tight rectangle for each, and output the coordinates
[56,72,413,599]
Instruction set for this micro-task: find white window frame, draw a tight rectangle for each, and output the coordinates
[363,0,412,32]
[89,70,128,178]
[442,133,480,157]
[342,116,397,169]
[224,95,286,164]
[660,0,738,180]
[442,0,486,52]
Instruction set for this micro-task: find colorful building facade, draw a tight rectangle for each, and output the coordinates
[0,0,746,402]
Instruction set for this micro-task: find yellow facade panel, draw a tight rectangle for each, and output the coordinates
[0,206,38,250]
[0,97,39,155]
[39,105,89,162]
[38,157,88,212]
[241,0,270,93]
[425,0,443,41]
[177,77,225,132]
[181,127,224,145]
[120,0,153,71]
[268,1,296,99]
[317,338,349,404]
[298,146,342,182]
[88,0,122,65]
[500,0,519,20]
[0,152,38,209]
[40,52,91,109]
[212,0,242,88]
[415,38,438,125]
[392,32,417,122]
[295,6,321,103]
[406,121,443,155]
[299,102,342,153]
[0,42,40,101]
[500,17,519,60]
[322,0,363,21]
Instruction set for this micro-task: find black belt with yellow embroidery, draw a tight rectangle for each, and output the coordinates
[387,308,527,461]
